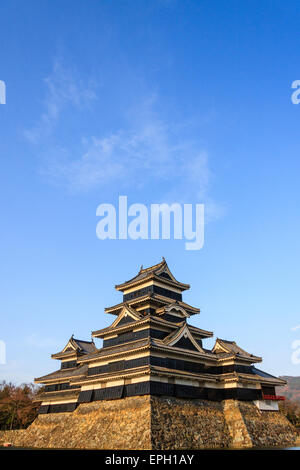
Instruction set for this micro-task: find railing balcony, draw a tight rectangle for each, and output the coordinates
[262,394,285,401]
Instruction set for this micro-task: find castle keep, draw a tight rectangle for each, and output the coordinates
[36,258,285,413]
[2,259,296,449]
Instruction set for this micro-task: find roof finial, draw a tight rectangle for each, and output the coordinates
[140,264,143,271]
[162,256,165,261]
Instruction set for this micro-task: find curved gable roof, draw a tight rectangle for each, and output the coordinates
[51,336,97,359]
[212,338,261,362]
[115,258,190,292]
[157,323,204,353]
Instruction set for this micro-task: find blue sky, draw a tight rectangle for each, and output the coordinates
[1,0,300,383]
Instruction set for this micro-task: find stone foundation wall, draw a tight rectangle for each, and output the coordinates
[0,396,151,450]
[0,396,298,449]
[223,399,252,448]
[238,400,298,448]
[151,396,231,449]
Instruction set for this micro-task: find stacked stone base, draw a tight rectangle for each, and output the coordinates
[0,396,297,449]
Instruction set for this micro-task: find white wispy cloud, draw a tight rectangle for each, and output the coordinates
[24,59,97,144]
[25,59,224,220]
[291,325,300,331]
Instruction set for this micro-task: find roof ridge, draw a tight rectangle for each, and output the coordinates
[73,338,94,344]
[218,338,236,344]
[139,257,166,273]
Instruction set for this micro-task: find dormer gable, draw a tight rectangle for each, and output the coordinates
[161,324,204,353]
[109,305,142,329]
[51,336,97,361]
[162,303,190,319]
[62,337,78,353]
[212,338,262,363]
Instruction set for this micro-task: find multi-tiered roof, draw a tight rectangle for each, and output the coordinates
[35,259,285,414]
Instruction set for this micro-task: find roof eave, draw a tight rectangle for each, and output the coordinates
[115,274,190,293]
[51,352,78,360]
